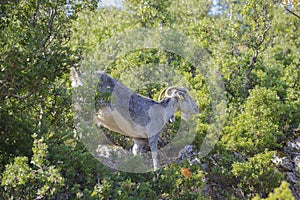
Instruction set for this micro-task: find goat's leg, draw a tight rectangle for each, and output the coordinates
[132,138,147,155]
[148,135,160,171]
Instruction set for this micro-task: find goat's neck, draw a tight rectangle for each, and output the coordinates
[161,97,180,117]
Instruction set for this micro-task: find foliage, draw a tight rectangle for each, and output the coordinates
[232,151,284,197]
[89,162,206,200]
[0,0,79,172]
[252,181,295,200]
[222,87,285,156]
[124,0,172,27]
[1,135,64,199]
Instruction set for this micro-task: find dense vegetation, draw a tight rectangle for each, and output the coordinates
[0,0,299,199]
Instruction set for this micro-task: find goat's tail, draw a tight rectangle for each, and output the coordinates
[70,67,83,88]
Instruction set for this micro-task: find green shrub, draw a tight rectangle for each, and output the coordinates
[222,87,284,156]
[1,135,64,199]
[232,151,284,198]
[252,181,295,200]
[155,162,206,200]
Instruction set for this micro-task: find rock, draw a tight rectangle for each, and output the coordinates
[177,145,203,166]
[272,154,294,171]
[286,172,298,184]
[294,156,300,169]
[284,136,300,155]
[282,135,300,199]
[178,144,193,159]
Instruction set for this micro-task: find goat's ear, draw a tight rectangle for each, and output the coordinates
[175,91,185,100]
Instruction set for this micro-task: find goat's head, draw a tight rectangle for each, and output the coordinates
[160,86,199,121]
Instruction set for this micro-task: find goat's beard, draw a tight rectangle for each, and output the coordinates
[181,112,190,121]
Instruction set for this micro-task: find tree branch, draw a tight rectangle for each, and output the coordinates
[285,7,300,19]
[11,91,33,99]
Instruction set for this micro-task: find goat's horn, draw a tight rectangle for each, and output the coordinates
[165,86,186,96]
[158,87,168,101]
[158,86,175,100]
[158,86,187,100]
[166,86,186,92]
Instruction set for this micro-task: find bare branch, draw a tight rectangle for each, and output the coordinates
[285,7,300,19]
[11,92,33,99]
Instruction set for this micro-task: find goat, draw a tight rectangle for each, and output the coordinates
[70,67,199,171]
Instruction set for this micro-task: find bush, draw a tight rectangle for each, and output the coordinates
[89,161,206,200]
[232,151,284,198]
[222,87,285,156]
[1,135,64,199]
[252,181,295,200]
